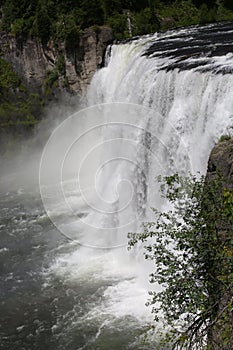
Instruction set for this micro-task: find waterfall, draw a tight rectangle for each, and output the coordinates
[88,24,233,177]
[40,20,233,269]
[39,23,233,346]
[83,23,233,244]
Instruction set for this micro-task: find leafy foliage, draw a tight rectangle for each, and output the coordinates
[0,57,21,95]
[128,173,233,349]
[0,57,41,127]
[219,134,232,142]
[2,0,233,41]
[133,8,160,35]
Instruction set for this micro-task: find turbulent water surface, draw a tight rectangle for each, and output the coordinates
[1,23,233,350]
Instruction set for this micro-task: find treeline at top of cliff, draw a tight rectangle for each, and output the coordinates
[1,0,233,42]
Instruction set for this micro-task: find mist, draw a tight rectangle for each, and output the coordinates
[0,93,83,193]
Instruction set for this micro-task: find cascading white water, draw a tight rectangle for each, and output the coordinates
[88,29,233,177]
[80,24,233,251]
[40,23,233,348]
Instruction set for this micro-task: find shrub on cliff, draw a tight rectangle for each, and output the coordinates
[0,57,41,126]
[128,173,233,349]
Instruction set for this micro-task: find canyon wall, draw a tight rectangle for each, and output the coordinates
[0,26,113,95]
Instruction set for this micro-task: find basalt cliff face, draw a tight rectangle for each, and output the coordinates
[0,26,113,95]
[207,137,233,350]
[208,138,233,188]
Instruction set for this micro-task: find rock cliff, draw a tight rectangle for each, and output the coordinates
[207,137,233,350]
[0,26,113,95]
[208,137,233,188]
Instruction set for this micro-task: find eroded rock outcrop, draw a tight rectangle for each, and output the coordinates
[206,137,233,350]
[0,26,113,95]
[208,137,233,187]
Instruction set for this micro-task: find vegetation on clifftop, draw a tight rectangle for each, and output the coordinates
[1,0,233,41]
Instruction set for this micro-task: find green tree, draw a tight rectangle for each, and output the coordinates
[107,12,128,40]
[199,2,217,24]
[34,1,51,44]
[100,0,123,21]
[128,173,233,349]
[134,7,160,35]
[2,0,34,30]
[79,0,104,27]
[0,57,21,99]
